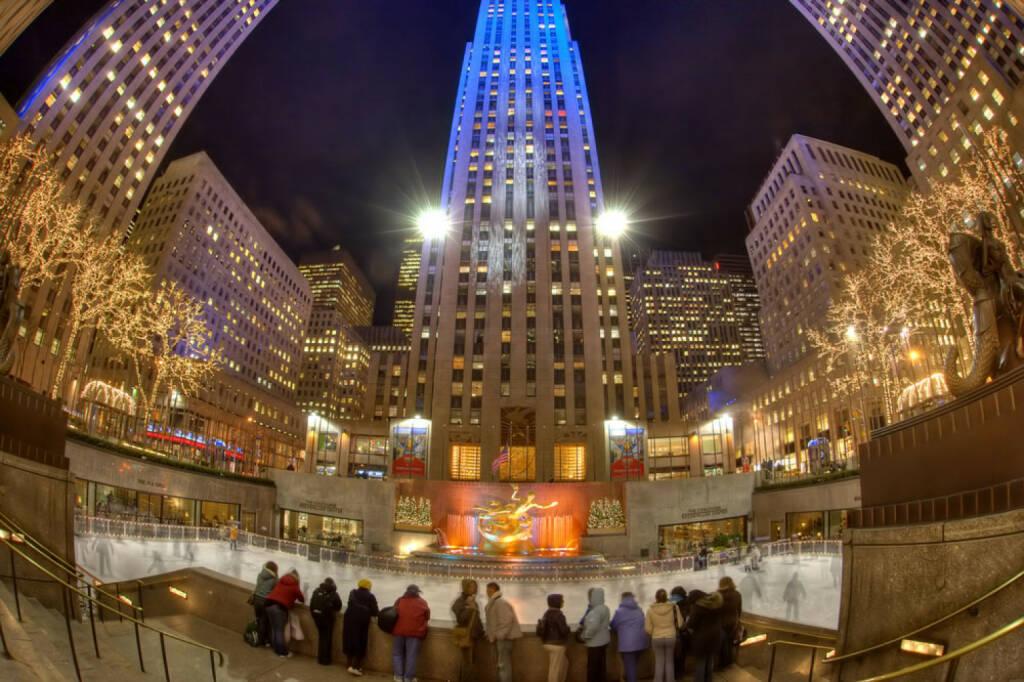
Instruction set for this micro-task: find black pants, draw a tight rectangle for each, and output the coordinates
[587,644,607,682]
[253,597,269,646]
[314,613,335,665]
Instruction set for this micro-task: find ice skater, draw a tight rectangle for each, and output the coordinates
[782,572,806,622]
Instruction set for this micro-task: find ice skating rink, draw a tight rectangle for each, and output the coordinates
[76,534,841,630]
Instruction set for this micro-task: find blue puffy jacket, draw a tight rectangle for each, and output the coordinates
[610,595,649,653]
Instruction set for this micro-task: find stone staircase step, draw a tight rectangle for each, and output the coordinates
[0,581,72,682]
[715,664,766,681]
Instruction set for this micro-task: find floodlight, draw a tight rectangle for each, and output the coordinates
[416,209,448,240]
[596,210,628,238]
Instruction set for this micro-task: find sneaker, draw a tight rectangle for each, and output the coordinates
[393,677,402,682]
[348,668,363,677]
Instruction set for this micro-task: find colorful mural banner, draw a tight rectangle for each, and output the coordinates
[609,426,644,479]
[392,424,428,477]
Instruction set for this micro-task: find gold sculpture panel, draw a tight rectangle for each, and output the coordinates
[472,484,557,555]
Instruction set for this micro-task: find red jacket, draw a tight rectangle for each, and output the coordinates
[392,595,430,638]
[266,574,304,610]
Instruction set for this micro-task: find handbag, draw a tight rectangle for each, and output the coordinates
[452,608,476,648]
[378,605,399,634]
[287,610,305,641]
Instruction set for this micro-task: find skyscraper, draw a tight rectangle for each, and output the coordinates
[790,0,1024,184]
[404,0,636,481]
[121,151,311,465]
[0,1,53,57]
[297,247,376,422]
[746,134,907,372]
[392,236,422,336]
[630,250,764,422]
[16,0,278,235]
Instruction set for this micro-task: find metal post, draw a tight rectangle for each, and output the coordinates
[133,621,145,673]
[62,587,82,682]
[808,648,816,682]
[0,615,9,658]
[209,650,217,682]
[8,549,22,621]
[86,584,99,658]
[115,582,123,622]
[160,632,170,681]
[768,646,777,682]
[137,580,144,623]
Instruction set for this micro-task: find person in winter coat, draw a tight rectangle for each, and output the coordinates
[717,576,742,668]
[668,586,687,681]
[342,578,379,677]
[251,561,278,647]
[309,577,342,665]
[610,592,649,682]
[645,588,683,682]
[537,594,570,682]
[392,584,430,682]
[451,579,485,682]
[579,586,611,682]
[264,569,304,658]
[484,582,522,682]
[685,589,724,682]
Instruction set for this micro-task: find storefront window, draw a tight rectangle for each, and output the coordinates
[554,444,585,481]
[95,484,138,516]
[75,479,89,511]
[450,443,481,481]
[786,511,825,539]
[161,495,195,525]
[200,501,240,526]
[659,516,747,557]
[281,509,363,549]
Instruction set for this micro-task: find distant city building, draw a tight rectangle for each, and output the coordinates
[391,236,422,336]
[122,151,310,464]
[0,1,53,57]
[15,0,278,236]
[713,253,767,363]
[296,247,375,422]
[790,0,1024,184]
[629,250,765,423]
[406,0,637,482]
[746,134,907,373]
[358,325,410,423]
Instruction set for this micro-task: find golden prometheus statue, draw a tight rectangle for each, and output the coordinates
[471,484,558,555]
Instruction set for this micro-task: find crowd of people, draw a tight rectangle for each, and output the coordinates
[248,562,746,681]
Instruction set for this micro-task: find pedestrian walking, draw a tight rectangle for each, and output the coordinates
[645,588,683,682]
[310,577,342,665]
[484,582,522,682]
[392,584,430,682]
[343,578,379,677]
[264,569,304,658]
[685,589,723,682]
[537,594,570,682]
[610,591,648,682]
[451,579,484,682]
[250,561,277,647]
[579,586,611,682]
[717,576,742,668]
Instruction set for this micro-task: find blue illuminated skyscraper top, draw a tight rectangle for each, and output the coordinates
[406,0,638,482]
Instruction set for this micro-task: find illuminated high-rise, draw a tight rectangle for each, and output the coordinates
[391,236,422,336]
[790,0,1024,183]
[405,0,636,482]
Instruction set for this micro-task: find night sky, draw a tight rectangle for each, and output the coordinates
[0,1,906,324]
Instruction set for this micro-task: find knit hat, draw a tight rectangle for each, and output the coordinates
[358,578,372,589]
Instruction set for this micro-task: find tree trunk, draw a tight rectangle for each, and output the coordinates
[50,308,82,401]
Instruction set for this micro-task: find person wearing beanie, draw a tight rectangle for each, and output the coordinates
[310,577,342,665]
[343,578,379,676]
[450,579,484,682]
[484,582,522,682]
[717,576,742,668]
[392,584,430,682]
[537,593,570,682]
[685,589,724,682]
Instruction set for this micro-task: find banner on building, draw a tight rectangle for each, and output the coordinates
[608,425,644,479]
[391,424,428,477]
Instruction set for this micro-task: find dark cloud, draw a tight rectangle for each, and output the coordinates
[0,1,905,324]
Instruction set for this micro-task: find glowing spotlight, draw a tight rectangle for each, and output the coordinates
[846,325,858,341]
[416,209,448,240]
[596,210,628,238]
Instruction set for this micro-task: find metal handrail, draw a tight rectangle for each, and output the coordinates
[857,615,1024,682]
[823,567,1024,663]
[761,638,836,682]
[0,535,224,680]
[768,639,835,651]
[0,509,106,589]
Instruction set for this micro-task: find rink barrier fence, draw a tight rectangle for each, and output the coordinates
[75,514,840,582]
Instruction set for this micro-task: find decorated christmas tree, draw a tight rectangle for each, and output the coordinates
[395,495,432,528]
[587,497,625,529]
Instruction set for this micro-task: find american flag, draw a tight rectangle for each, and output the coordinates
[492,444,510,472]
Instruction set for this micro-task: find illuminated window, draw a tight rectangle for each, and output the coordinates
[450,444,481,481]
[498,446,536,481]
[554,444,585,480]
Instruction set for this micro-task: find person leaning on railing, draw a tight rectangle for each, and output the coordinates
[250,561,278,647]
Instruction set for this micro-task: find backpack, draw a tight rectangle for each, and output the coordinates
[378,605,399,634]
[243,620,260,647]
[309,587,332,614]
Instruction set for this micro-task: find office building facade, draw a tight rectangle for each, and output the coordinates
[392,236,422,337]
[790,0,1024,184]
[404,0,636,482]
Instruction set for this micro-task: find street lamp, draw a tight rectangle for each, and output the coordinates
[416,208,448,241]
[596,210,628,239]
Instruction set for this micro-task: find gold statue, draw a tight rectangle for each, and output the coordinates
[471,484,557,555]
